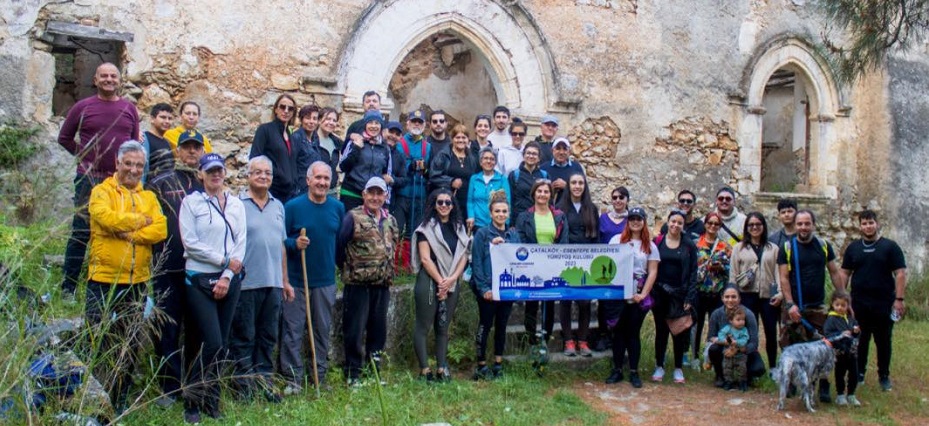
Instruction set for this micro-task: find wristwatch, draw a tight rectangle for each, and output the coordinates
[785,301,795,310]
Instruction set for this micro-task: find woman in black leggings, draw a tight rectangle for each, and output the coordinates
[470,193,519,379]
[411,189,471,381]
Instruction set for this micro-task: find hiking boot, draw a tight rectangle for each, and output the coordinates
[673,368,685,384]
[629,371,643,388]
[563,340,577,357]
[880,376,893,391]
[651,367,665,382]
[492,363,504,379]
[473,365,491,381]
[836,395,848,406]
[578,341,593,357]
[605,369,623,384]
[847,395,861,406]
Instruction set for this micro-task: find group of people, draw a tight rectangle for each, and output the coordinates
[57,63,908,423]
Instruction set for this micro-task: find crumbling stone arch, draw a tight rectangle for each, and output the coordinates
[735,37,846,197]
[335,0,569,120]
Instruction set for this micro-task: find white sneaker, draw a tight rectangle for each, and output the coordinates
[690,358,702,371]
[836,395,848,406]
[673,368,686,384]
[283,384,303,396]
[651,367,665,382]
[847,395,861,406]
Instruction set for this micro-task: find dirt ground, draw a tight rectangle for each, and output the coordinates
[573,379,894,426]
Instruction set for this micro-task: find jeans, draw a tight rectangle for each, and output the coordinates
[84,281,146,408]
[62,174,101,293]
[278,284,336,384]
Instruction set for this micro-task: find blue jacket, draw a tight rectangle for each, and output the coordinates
[470,225,520,294]
[467,171,511,228]
[396,134,431,199]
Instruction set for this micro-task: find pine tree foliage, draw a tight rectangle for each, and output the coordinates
[820,0,929,83]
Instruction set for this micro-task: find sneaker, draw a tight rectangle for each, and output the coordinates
[713,376,725,388]
[819,390,832,403]
[154,395,176,408]
[690,358,702,371]
[605,369,623,384]
[738,380,748,392]
[183,408,201,424]
[473,365,491,381]
[857,372,865,385]
[283,383,303,396]
[651,367,665,382]
[629,371,643,388]
[419,371,435,382]
[436,368,452,383]
[723,380,733,391]
[594,337,610,352]
[578,341,593,357]
[563,340,577,357]
[264,389,283,404]
[847,395,861,406]
[347,377,363,388]
[836,395,848,405]
[879,376,893,391]
[205,406,223,420]
[673,368,685,384]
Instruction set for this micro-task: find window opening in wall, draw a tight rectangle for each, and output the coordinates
[760,67,811,193]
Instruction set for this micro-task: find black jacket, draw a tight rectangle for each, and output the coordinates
[145,163,202,272]
[507,163,549,218]
[250,119,300,201]
[339,138,393,195]
[654,235,699,314]
[515,206,569,244]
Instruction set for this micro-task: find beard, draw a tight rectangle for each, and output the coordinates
[410,128,423,136]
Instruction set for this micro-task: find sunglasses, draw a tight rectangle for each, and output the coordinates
[432,119,446,124]
[612,195,627,201]
[717,196,733,202]
[277,105,295,112]
[706,221,722,227]
[436,199,453,207]
[628,216,644,222]
[510,132,526,137]
[747,222,763,228]
[678,198,694,205]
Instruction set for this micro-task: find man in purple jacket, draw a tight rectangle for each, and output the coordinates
[57,62,140,297]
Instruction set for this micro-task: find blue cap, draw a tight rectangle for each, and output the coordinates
[178,129,205,146]
[386,121,403,132]
[541,114,559,126]
[408,110,425,122]
[199,153,225,171]
[363,110,384,126]
[628,207,647,220]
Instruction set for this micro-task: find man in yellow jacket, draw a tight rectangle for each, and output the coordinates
[86,140,167,413]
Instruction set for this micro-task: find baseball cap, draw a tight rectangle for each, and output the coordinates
[386,121,403,132]
[364,176,388,192]
[628,207,647,220]
[553,137,571,150]
[198,153,225,171]
[541,115,559,126]
[408,110,426,122]
[178,129,205,146]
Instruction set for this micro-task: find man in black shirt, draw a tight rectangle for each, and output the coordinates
[426,109,450,156]
[768,198,797,249]
[344,90,382,141]
[777,209,845,403]
[143,103,175,184]
[841,210,906,392]
[660,190,705,242]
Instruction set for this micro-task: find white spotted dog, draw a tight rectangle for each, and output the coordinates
[773,335,847,412]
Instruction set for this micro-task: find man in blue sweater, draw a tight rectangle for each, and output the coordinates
[279,161,345,393]
[541,137,585,205]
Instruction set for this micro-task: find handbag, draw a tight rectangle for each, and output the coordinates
[735,264,758,290]
[667,314,693,336]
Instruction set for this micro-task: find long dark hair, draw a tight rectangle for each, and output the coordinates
[558,173,598,239]
[743,211,769,246]
[421,188,463,228]
[272,94,297,128]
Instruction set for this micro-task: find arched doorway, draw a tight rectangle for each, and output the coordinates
[334,0,571,122]
[735,37,846,197]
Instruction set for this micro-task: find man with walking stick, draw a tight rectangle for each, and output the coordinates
[280,161,344,394]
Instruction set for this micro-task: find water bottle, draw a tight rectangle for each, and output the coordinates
[890,309,901,322]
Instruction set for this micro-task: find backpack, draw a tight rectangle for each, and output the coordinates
[782,236,829,272]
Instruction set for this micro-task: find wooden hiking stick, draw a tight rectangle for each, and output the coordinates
[300,228,321,398]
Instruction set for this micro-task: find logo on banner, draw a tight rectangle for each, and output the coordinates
[515,247,529,261]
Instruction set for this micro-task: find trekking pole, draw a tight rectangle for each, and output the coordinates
[300,228,321,398]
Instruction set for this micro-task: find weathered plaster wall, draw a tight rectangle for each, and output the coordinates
[0,0,923,271]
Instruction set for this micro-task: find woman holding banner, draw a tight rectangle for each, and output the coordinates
[470,192,520,380]
[516,180,568,346]
[605,207,659,388]
[651,210,698,384]
[558,173,599,357]
[411,189,471,382]
[594,185,630,351]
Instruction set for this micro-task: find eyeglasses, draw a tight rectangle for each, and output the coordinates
[436,199,453,207]
[747,222,763,228]
[678,198,694,205]
[510,132,526,137]
[612,194,627,201]
[249,170,272,176]
[706,221,722,227]
[432,119,446,124]
[523,151,539,157]
[277,105,295,112]
[717,196,733,202]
